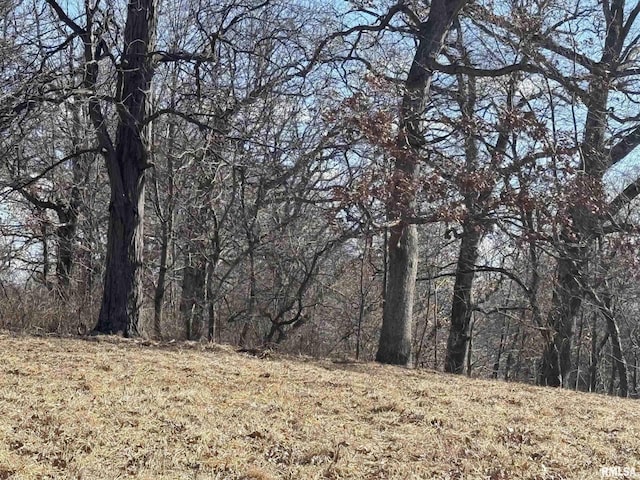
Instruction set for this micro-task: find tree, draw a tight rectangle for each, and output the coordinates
[91,0,158,335]
[376,0,469,366]
[530,0,640,388]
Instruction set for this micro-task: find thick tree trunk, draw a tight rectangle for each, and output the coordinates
[94,0,157,336]
[95,190,145,336]
[377,220,418,364]
[376,0,468,366]
[445,222,481,373]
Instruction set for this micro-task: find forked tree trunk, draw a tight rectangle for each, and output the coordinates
[376,0,468,366]
[93,0,157,336]
[443,51,511,374]
[539,0,625,387]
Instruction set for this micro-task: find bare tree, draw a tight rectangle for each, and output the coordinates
[376,0,468,366]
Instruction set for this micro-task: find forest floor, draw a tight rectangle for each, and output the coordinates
[0,332,638,480]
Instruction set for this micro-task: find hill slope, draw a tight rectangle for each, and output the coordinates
[0,333,638,479]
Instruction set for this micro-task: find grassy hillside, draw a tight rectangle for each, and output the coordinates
[0,333,638,479]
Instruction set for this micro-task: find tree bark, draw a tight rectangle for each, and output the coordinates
[633,352,638,397]
[376,0,468,366]
[600,292,628,397]
[55,209,78,290]
[56,101,91,291]
[589,314,598,392]
[180,252,206,340]
[151,97,177,340]
[589,316,610,393]
[93,0,157,336]
[445,222,481,373]
[493,314,509,379]
[574,312,585,390]
[153,217,170,339]
[540,243,581,387]
[377,218,418,365]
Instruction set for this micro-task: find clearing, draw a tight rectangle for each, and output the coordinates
[0,332,638,479]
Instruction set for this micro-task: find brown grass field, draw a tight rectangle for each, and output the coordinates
[0,332,638,479]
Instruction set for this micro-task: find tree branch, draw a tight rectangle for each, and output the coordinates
[43,0,85,35]
[608,176,640,214]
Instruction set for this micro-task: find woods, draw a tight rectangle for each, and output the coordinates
[1,0,640,398]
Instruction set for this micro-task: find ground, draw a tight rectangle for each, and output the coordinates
[0,332,638,479]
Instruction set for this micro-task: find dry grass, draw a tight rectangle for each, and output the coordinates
[0,332,638,479]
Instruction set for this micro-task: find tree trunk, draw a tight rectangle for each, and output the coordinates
[589,314,598,392]
[493,315,509,379]
[41,223,50,286]
[513,329,526,381]
[55,203,79,292]
[356,237,369,360]
[206,263,218,342]
[589,317,610,393]
[180,252,206,340]
[377,220,418,365]
[445,222,481,373]
[608,345,616,396]
[94,0,157,336]
[153,218,170,339]
[539,0,625,386]
[633,352,638,397]
[466,315,474,377]
[152,105,176,340]
[413,278,433,368]
[376,0,468,366]
[95,183,146,336]
[600,293,629,397]
[574,312,585,390]
[540,243,582,386]
[57,101,90,292]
